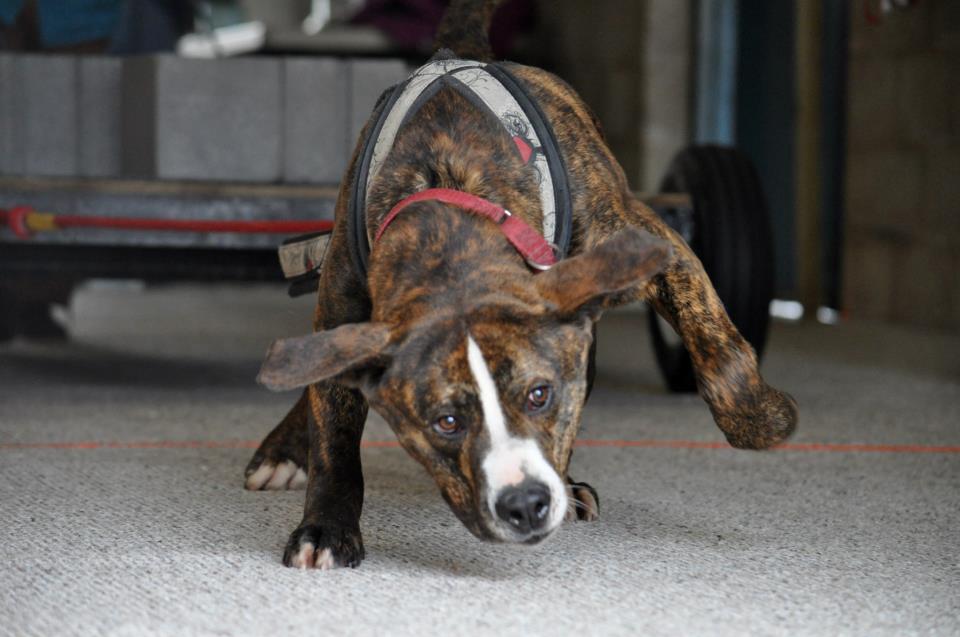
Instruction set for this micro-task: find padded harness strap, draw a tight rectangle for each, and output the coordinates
[347,56,573,279]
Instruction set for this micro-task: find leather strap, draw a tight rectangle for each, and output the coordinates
[374,188,556,270]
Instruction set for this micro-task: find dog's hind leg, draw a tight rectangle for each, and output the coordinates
[244,390,310,490]
[623,199,797,450]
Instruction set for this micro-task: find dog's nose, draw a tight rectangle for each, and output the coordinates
[495,482,551,533]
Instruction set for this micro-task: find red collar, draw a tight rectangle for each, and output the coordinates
[373,188,557,270]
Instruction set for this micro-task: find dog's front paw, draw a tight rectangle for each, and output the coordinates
[245,458,308,491]
[244,410,309,490]
[282,524,365,570]
[565,479,600,522]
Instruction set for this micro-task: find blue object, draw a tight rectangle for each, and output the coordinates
[0,0,21,24]
[0,0,121,47]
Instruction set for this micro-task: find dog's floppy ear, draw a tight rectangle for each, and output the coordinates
[535,228,672,318]
[257,322,392,392]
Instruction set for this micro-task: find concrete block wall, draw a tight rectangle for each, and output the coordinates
[283,57,408,184]
[284,57,348,184]
[0,54,410,185]
[79,57,123,177]
[842,0,960,331]
[347,58,409,145]
[123,56,284,182]
[0,55,15,175]
[0,54,79,176]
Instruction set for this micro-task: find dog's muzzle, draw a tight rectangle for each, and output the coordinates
[495,480,552,535]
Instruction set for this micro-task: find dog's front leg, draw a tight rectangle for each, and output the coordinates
[284,382,368,569]
[625,199,797,449]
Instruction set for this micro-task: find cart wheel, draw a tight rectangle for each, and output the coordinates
[648,145,775,393]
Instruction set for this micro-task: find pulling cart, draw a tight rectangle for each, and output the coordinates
[0,145,774,394]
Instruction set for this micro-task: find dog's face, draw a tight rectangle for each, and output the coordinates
[258,228,670,543]
[365,311,592,542]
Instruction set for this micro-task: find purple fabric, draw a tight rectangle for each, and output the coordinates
[351,0,536,57]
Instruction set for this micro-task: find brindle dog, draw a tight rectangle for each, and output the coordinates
[248,0,797,569]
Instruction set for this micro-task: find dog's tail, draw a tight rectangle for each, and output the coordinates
[434,0,504,61]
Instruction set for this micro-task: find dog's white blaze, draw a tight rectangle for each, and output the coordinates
[466,336,511,445]
[466,335,567,534]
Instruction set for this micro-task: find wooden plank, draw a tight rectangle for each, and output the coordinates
[0,176,339,200]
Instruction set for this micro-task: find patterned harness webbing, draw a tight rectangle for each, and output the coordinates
[346,55,573,279]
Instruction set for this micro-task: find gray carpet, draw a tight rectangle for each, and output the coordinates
[1,283,958,636]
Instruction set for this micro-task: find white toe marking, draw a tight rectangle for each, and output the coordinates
[245,462,276,490]
[288,468,308,490]
[294,542,315,569]
[265,460,297,490]
[466,335,568,534]
[315,548,335,570]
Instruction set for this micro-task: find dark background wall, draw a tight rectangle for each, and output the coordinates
[842,0,960,330]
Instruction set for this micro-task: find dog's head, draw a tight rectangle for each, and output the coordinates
[259,228,670,543]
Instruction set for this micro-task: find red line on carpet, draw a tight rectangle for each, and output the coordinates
[1,439,958,454]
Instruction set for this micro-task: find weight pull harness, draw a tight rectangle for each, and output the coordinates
[280,55,573,293]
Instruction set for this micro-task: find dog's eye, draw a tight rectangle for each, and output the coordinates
[432,415,462,436]
[525,385,552,413]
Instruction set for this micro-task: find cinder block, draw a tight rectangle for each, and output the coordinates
[79,56,123,177]
[1,55,78,176]
[0,54,20,175]
[27,55,79,176]
[123,55,282,182]
[348,58,410,144]
[283,57,349,184]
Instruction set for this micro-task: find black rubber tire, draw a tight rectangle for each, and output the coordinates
[648,145,775,393]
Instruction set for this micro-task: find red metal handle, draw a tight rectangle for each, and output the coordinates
[0,207,334,238]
